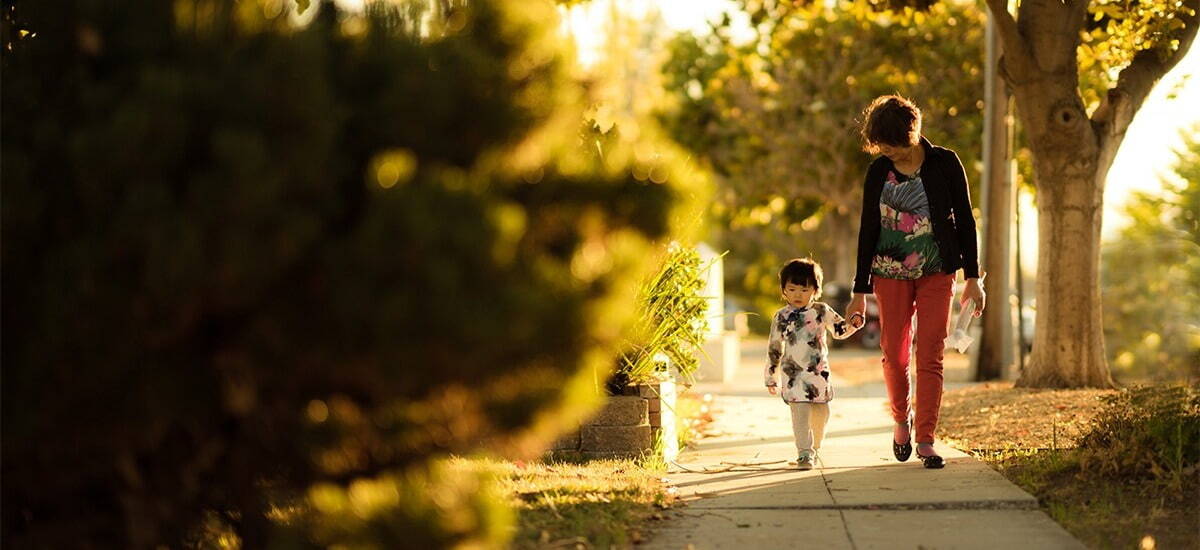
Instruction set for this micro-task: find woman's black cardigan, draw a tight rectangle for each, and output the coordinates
[852,137,981,295]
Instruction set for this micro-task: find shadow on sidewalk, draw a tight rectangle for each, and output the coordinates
[689,424,897,453]
[669,457,998,503]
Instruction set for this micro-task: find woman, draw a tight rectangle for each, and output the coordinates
[845,95,985,469]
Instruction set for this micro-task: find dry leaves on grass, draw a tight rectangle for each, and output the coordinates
[939,382,1119,450]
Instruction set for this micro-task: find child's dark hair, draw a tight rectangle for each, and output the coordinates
[860,94,922,154]
[779,258,823,297]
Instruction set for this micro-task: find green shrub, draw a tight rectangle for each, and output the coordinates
[1,1,701,547]
[1077,385,1200,487]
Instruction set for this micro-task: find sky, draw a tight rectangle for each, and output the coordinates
[563,0,1200,255]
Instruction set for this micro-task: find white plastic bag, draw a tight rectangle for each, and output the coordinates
[944,299,977,353]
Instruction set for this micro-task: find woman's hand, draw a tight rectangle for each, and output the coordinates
[962,278,986,316]
[847,294,868,328]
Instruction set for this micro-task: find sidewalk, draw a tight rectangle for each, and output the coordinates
[645,341,1085,550]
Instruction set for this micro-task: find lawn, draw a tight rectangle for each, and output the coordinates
[477,457,674,548]
[453,391,713,548]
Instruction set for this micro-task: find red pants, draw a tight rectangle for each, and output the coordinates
[874,273,954,444]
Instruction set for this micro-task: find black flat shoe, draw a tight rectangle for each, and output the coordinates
[893,439,912,462]
[916,451,945,469]
[893,418,912,462]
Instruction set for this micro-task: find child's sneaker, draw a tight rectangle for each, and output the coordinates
[796,453,814,471]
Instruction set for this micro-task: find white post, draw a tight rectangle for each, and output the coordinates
[696,243,739,382]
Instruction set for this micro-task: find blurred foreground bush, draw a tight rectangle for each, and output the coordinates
[1,0,701,547]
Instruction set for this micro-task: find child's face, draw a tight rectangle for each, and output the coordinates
[782,282,817,309]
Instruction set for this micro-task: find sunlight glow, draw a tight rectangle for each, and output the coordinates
[562,0,752,67]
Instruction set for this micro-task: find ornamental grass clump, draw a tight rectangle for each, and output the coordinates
[1076,384,1200,489]
[608,244,711,394]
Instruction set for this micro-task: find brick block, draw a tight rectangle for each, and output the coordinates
[581,424,652,454]
[550,431,580,451]
[582,450,644,460]
[585,396,648,426]
[637,383,663,399]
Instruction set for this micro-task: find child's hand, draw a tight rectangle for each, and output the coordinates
[766,385,778,396]
[848,312,866,329]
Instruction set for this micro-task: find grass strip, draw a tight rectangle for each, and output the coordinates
[941,384,1199,550]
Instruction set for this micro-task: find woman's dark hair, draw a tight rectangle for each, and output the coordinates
[860,95,922,154]
[779,258,824,297]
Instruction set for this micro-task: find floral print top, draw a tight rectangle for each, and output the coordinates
[764,302,857,404]
[871,169,943,280]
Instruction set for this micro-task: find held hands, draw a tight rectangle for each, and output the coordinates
[846,294,867,329]
[961,277,986,317]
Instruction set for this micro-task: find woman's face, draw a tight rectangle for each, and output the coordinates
[877,142,918,164]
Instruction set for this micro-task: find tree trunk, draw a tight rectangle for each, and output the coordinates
[984,0,1117,388]
[1018,165,1114,387]
[982,0,1198,388]
[1009,83,1115,388]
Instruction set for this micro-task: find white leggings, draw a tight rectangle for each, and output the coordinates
[789,402,830,456]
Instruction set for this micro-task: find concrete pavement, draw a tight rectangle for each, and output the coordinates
[644,341,1085,550]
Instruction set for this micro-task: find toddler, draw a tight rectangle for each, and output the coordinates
[765,258,861,470]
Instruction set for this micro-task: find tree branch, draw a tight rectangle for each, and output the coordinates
[1093,0,1200,137]
[1067,0,1091,29]
[984,0,1033,75]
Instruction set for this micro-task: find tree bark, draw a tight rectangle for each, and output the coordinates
[1019,148,1114,387]
[1006,55,1116,388]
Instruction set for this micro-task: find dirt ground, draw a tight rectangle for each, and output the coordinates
[939,382,1120,450]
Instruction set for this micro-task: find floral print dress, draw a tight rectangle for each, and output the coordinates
[870,169,943,280]
[763,302,855,404]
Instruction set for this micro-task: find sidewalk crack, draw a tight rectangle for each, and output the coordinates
[820,458,858,550]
